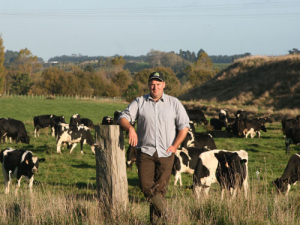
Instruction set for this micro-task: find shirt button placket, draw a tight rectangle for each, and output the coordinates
[155,102,158,152]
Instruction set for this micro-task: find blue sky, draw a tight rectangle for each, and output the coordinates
[0,0,299,61]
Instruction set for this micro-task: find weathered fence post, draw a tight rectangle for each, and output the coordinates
[94,125,128,214]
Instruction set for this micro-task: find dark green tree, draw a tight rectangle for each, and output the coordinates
[10,73,32,95]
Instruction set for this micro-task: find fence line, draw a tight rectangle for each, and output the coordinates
[0,94,126,102]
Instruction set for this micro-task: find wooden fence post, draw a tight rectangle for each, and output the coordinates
[94,125,128,214]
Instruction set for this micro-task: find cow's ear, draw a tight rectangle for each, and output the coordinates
[240,159,247,164]
[225,162,229,168]
[26,160,29,164]
[39,158,46,162]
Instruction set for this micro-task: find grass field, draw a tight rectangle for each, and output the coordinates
[0,95,300,224]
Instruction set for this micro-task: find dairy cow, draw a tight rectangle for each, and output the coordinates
[285,127,300,154]
[172,147,209,186]
[282,115,300,136]
[80,118,94,129]
[70,114,81,126]
[56,124,95,154]
[243,120,267,138]
[273,153,300,196]
[0,119,30,144]
[0,148,45,194]
[33,115,65,137]
[181,131,217,150]
[101,116,114,125]
[193,149,248,200]
[186,109,208,126]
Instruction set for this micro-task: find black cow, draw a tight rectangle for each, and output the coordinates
[101,116,114,125]
[0,148,45,194]
[0,119,30,144]
[285,127,300,154]
[282,115,300,136]
[193,149,248,200]
[172,147,209,186]
[56,124,95,154]
[186,109,208,126]
[252,116,273,125]
[273,153,300,196]
[243,120,267,138]
[80,118,94,129]
[33,115,65,137]
[114,111,122,125]
[126,145,138,169]
[210,118,227,131]
[70,114,81,126]
[181,131,217,150]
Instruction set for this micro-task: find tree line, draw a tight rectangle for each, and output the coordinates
[1,35,274,102]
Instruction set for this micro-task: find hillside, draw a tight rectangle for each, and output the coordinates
[180,55,300,110]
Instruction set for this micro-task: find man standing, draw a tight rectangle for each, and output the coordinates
[118,71,190,223]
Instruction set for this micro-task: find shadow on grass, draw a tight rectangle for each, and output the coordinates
[71,163,95,169]
[128,178,139,187]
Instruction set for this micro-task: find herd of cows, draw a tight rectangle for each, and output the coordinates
[1,108,300,199]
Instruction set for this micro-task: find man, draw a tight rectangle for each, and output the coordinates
[118,71,190,223]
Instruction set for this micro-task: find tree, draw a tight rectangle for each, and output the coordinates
[10,73,32,95]
[0,35,5,94]
[111,56,126,69]
[111,70,132,93]
[288,48,300,55]
[12,48,42,77]
[124,81,139,102]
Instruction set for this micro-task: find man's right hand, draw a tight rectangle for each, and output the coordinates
[128,127,138,147]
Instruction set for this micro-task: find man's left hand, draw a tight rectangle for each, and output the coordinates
[166,145,177,153]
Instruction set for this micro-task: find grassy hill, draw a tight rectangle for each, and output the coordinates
[180,55,300,113]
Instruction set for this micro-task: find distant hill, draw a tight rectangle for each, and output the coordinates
[180,55,300,110]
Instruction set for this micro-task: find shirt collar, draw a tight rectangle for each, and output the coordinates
[147,93,165,102]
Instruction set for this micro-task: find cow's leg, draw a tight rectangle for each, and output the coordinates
[51,127,55,137]
[174,171,181,186]
[28,176,35,194]
[2,168,10,194]
[245,131,250,138]
[34,127,37,138]
[243,180,248,198]
[193,185,203,200]
[69,143,77,153]
[15,177,23,196]
[257,131,261,138]
[80,141,84,154]
[57,139,63,153]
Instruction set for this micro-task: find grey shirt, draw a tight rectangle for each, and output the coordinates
[119,93,190,157]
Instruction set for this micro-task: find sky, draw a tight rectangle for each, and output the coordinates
[0,0,299,61]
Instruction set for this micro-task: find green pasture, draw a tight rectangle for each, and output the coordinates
[1,96,300,224]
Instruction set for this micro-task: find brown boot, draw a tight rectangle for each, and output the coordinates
[150,194,168,223]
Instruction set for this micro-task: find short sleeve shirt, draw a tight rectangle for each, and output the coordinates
[119,93,190,157]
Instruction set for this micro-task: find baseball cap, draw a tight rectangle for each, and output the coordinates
[148,72,164,82]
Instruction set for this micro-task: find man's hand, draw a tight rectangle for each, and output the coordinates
[128,127,138,147]
[166,145,177,154]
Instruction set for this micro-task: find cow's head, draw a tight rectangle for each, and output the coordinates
[22,151,45,174]
[273,178,289,194]
[260,124,267,132]
[21,134,30,144]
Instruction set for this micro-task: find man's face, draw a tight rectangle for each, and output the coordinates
[149,79,165,100]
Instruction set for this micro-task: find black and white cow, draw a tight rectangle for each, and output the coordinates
[56,124,95,154]
[0,119,30,144]
[243,120,267,138]
[70,114,81,126]
[80,118,94,129]
[181,131,217,150]
[172,147,210,186]
[219,109,229,122]
[236,109,248,120]
[33,115,65,137]
[0,148,45,194]
[193,149,248,200]
[186,109,208,126]
[285,127,300,154]
[101,116,114,125]
[273,153,300,196]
